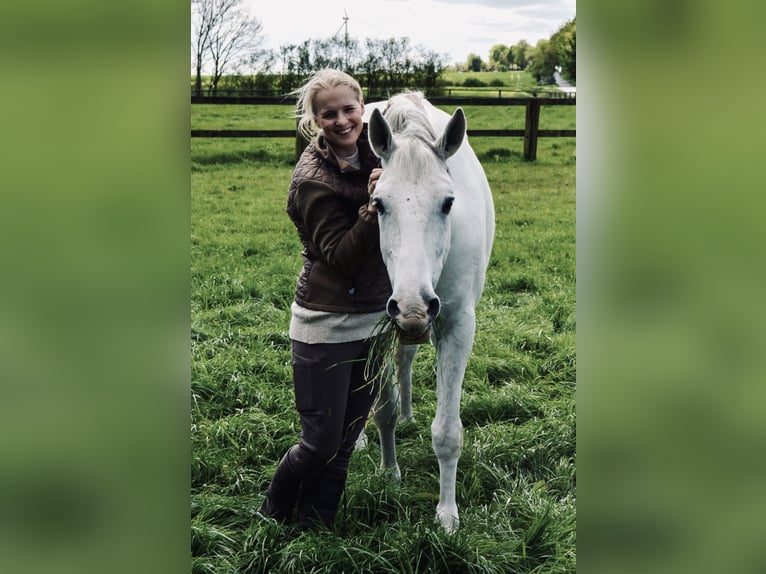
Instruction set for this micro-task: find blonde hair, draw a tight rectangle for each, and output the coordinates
[294,69,364,142]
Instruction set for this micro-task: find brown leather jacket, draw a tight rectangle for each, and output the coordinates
[286,126,392,313]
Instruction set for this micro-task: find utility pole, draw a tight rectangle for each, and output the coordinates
[343,10,349,71]
[335,9,350,71]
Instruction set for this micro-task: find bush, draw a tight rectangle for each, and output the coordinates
[462,77,487,87]
[217,74,277,94]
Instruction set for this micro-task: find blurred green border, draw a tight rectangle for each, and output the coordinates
[2,1,766,573]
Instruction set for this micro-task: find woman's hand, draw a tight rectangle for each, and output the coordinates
[367,168,383,212]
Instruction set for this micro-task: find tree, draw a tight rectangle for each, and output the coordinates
[275,44,302,93]
[510,40,531,70]
[488,44,510,71]
[311,36,360,74]
[411,49,447,96]
[380,37,413,93]
[523,17,577,86]
[207,0,265,93]
[551,18,576,82]
[562,26,576,81]
[466,53,483,72]
[360,39,384,96]
[191,0,266,94]
[527,39,559,84]
[191,0,217,96]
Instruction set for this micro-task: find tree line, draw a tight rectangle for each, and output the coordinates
[192,0,575,95]
[470,18,576,84]
[192,0,445,96]
[269,36,446,97]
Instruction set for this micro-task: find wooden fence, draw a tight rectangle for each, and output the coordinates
[191,96,575,161]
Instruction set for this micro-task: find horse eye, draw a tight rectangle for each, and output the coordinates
[441,197,454,214]
[372,197,385,214]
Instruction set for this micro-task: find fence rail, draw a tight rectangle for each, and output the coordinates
[191,96,575,161]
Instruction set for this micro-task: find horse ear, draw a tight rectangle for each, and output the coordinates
[368,108,394,161]
[436,107,466,159]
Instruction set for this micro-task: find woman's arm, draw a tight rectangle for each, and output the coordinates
[294,181,380,276]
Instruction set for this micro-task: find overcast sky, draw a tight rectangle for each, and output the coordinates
[247,0,576,67]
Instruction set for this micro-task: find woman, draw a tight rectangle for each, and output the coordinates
[260,69,389,529]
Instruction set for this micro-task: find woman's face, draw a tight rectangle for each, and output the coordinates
[314,85,364,156]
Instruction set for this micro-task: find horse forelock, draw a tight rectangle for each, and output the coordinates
[386,137,443,183]
[384,93,437,143]
[383,93,446,179]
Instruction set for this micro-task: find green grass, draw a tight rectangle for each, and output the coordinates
[191,103,575,131]
[441,70,535,87]
[440,70,561,96]
[191,105,298,131]
[191,105,575,572]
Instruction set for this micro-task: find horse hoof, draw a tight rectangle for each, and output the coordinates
[355,430,369,450]
[436,510,459,533]
[380,464,401,482]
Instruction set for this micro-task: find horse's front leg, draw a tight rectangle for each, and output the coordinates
[432,309,475,532]
[395,342,418,423]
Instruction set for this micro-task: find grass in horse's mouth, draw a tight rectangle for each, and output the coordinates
[364,313,443,384]
[364,314,399,383]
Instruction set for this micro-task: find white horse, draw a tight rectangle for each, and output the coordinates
[363,93,495,531]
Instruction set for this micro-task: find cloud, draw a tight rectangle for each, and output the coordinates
[433,0,572,10]
[248,0,575,67]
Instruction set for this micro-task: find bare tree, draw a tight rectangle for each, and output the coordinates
[411,49,447,96]
[380,37,412,93]
[191,0,217,96]
[208,1,265,93]
[191,0,266,94]
[360,40,384,97]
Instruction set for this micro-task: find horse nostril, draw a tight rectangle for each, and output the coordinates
[387,299,400,320]
[427,297,441,321]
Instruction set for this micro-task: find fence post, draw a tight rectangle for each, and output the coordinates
[295,120,309,162]
[523,97,541,161]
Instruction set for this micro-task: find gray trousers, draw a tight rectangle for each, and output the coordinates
[262,338,382,527]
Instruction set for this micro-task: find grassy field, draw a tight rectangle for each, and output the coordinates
[440,70,562,96]
[191,102,576,158]
[191,104,576,572]
[191,103,576,130]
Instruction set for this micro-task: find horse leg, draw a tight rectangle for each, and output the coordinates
[432,309,475,532]
[373,362,401,481]
[357,345,409,452]
[395,342,418,423]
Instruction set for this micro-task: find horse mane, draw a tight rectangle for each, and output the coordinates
[383,92,436,142]
[383,92,443,176]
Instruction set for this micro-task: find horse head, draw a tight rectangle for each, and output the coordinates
[368,98,466,337]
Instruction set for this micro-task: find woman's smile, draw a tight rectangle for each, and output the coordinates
[314,85,365,156]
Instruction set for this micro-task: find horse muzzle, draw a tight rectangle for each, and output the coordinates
[386,295,440,335]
